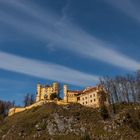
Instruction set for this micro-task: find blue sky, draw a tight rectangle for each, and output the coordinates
[0,0,140,105]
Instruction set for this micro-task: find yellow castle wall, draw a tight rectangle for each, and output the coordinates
[67,92,78,103]
[8,100,68,116]
[36,82,59,102]
[78,91,100,108]
[8,83,108,116]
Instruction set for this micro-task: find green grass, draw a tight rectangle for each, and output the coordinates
[0,102,140,140]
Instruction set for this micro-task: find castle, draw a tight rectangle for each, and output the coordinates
[8,82,109,116]
[36,82,59,102]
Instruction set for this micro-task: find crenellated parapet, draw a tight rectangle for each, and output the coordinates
[36,82,59,102]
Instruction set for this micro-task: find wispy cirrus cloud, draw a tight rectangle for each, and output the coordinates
[61,0,72,22]
[105,0,140,22]
[0,51,99,86]
[0,0,140,72]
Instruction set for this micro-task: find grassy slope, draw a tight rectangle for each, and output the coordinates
[0,103,140,140]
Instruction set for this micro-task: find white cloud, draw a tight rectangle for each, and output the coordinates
[61,0,72,22]
[0,0,140,72]
[0,51,99,86]
[105,0,140,22]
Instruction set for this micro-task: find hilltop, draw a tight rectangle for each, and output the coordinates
[0,103,140,140]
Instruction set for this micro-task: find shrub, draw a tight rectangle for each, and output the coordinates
[80,135,91,140]
[100,105,109,120]
[130,120,140,132]
[50,93,58,100]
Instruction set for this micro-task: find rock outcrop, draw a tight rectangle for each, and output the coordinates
[0,103,140,140]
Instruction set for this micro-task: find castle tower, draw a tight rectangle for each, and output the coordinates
[63,84,68,103]
[53,82,59,94]
[36,83,41,102]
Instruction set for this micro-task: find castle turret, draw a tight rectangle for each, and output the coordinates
[63,84,68,103]
[36,83,41,102]
[53,82,59,94]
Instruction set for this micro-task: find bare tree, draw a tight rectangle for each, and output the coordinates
[0,100,14,116]
[100,70,140,114]
[23,93,35,107]
[100,77,116,114]
[30,94,35,105]
[136,70,140,103]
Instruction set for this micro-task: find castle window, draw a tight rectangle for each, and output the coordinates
[77,97,80,101]
[86,101,87,104]
[82,98,84,100]
[90,95,92,98]
[83,102,84,105]
[90,100,92,102]
[94,99,96,102]
[85,97,87,99]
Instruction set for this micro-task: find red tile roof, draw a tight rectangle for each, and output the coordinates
[68,90,83,94]
[67,86,98,95]
[83,87,97,93]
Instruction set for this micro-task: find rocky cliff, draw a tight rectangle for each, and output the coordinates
[0,103,140,140]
